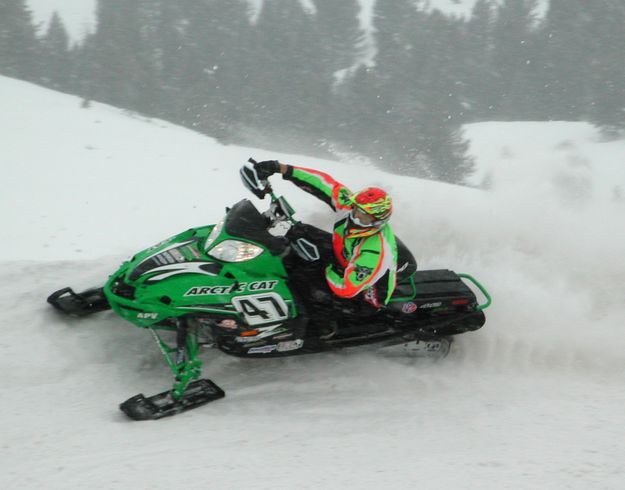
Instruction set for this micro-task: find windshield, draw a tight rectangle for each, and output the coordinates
[224,200,268,239]
[216,199,287,256]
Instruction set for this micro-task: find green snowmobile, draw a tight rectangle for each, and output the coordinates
[48,159,491,420]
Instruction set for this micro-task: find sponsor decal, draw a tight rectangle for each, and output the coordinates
[241,341,265,348]
[235,324,287,343]
[401,302,418,314]
[363,287,381,308]
[248,280,279,292]
[419,301,443,309]
[235,337,262,344]
[354,265,373,282]
[184,280,278,297]
[277,339,304,352]
[137,312,158,319]
[397,262,410,273]
[248,345,277,354]
[185,284,247,296]
[217,319,238,330]
[423,341,443,352]
[338,188,352,206]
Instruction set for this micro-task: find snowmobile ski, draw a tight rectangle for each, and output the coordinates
[119,379,225,421]
[47,287,110,317]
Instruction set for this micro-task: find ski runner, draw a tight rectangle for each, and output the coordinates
[252,160,398,309]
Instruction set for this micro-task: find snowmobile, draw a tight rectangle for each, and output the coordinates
[47,159,491,421]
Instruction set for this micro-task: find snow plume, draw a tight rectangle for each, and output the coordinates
[2,76,624,489]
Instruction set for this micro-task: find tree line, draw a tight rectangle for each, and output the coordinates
[2,0,624,184]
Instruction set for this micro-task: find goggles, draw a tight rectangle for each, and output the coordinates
[349,207,388,228]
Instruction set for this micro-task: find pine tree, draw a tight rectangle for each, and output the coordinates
[185,0,254,137]
[462,0,496,120]
[71,33,98,103]
[367,1,474,183]
[40,12,71,90]
[149,0,255,137]
[247,0,329,141]
[312,0,366,141]
[314,0,365,75]
[536,0,595,120]
[411,11,474,181]
[333,64,387,158]
[369,0,429,174]
[88,0,160,114]
[490,0,542,119]
[0,0,40,80]
[148,0,188,118]
[584,1,625,131]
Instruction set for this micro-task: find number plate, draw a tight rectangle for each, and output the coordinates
[231,293,289,326]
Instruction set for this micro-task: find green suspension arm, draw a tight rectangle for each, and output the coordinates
[148,325,203,400]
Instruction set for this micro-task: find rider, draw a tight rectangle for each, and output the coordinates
[252,160,398,309]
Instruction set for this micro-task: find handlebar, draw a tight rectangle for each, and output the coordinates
[247,158,296,225]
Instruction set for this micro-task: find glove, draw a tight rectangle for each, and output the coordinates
[253,160,281,181]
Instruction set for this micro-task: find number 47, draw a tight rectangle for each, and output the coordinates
[232,293,289,326]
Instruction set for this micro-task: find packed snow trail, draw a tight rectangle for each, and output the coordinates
[1,77,624,489]
[2,260,624,489]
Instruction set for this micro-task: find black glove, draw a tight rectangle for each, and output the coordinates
[254,160,281,181]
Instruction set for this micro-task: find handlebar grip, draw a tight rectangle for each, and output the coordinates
[248,158,258,165]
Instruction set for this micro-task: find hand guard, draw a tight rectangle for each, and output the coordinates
[253,160,281,180]
[240,159,272,199]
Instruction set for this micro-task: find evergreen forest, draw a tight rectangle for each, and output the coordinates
[2,0,624,184]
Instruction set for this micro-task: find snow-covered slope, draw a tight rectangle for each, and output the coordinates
[2,76,624,489]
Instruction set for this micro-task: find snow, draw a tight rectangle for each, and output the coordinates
[1,76,625,489]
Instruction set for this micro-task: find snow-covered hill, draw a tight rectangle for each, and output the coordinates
[1,76,624,489]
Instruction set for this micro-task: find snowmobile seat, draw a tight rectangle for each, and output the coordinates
[395,237,417,282]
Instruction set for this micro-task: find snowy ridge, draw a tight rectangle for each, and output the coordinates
[2,76,625,489]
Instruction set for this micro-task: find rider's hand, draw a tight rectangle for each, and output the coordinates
[254,160,281,180]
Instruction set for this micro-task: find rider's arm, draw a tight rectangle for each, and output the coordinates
[279,164,352,212]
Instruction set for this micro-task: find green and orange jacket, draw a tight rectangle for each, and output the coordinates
[283,165,398,306]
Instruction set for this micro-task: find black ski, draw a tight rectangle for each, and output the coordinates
[119,379,225,420]
[47,287,111,317]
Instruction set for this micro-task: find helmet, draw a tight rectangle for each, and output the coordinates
[349,187,393,225]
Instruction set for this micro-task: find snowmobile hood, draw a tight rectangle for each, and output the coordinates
[127,238,222,283]
[102,212,292,328]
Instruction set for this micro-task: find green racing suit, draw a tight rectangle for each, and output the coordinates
[282,165,398,308]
